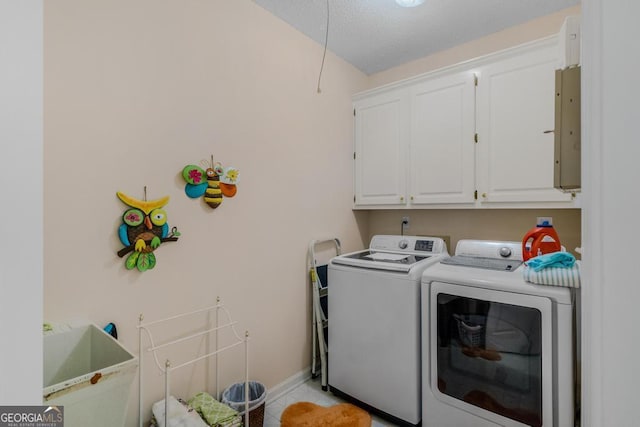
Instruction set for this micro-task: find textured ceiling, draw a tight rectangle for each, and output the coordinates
[252,0,580,74]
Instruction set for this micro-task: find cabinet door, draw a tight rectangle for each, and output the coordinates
[476,42,573,203]
[409,72,476,205]
[354,88,409,206]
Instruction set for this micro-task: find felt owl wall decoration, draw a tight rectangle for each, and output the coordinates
[116,191,179,272]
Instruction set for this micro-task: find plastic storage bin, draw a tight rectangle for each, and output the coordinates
[43,323,138,427]
[453,314,486,347]
[221,381,266,427]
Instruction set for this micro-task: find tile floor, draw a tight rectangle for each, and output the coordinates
[263,376,398,426]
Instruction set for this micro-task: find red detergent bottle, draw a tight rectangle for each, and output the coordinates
[522,217,562,261]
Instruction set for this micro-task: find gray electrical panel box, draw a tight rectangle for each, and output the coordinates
[554,66,581,192]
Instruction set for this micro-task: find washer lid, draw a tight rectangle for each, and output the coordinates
[422,262,573,304]
[332,249,431,272]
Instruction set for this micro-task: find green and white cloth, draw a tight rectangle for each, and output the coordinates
[151,396,208,427]
[188,392,242,427]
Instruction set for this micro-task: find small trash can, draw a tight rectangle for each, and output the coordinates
[221,381,266,427]
[43,323,138,427]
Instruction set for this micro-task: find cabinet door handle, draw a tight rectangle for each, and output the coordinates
[543,130,555,134]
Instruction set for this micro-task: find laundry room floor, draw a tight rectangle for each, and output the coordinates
[264,376,398,426]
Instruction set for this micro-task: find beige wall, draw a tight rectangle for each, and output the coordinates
[367,209,581,258]
[368,5,581,88]
[365,6,582,257]
[43,1,367,423]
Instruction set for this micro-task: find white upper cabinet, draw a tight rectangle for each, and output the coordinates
[353,88,409,206]
[353,36,577,209]
[475,39,573,204]
[409,71,476,205]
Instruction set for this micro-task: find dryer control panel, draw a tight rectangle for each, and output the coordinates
[454,239,523,260]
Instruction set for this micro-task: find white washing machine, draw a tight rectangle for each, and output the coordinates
[421,240,575,427]
[328,235,449,426]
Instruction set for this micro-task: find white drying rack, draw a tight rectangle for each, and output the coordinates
[137,297,250,427]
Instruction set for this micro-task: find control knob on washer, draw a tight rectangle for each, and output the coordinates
[399,239,409,250]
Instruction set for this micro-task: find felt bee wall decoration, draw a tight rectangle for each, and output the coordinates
[116,191,180,272]
[182,157,239,209]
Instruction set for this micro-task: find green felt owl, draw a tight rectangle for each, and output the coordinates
[116,191,179,271]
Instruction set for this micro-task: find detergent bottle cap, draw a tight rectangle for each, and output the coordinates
[536,216,553,227]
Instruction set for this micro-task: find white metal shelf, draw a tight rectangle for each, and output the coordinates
[137,297,250,427]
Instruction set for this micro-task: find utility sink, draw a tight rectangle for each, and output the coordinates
[43,323,137,427]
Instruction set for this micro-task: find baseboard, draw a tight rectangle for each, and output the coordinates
[266,367,312,405]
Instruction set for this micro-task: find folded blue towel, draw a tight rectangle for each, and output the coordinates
[523,263,580,288]
[526,251,575,272]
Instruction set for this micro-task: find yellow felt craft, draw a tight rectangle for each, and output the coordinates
[116,191,170,215]
[134,239,146,252]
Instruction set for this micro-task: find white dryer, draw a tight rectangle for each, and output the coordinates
[328,235,449,426]
[421,240,575,427]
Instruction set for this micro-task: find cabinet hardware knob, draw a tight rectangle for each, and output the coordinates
[482,193,487,198]
[410,196,414,201]
[400,196,404,202]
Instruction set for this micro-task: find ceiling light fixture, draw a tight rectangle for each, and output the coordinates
[395,0,426,7]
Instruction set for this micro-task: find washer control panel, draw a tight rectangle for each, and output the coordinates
[370,235,447,255]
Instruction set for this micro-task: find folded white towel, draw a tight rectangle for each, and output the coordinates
[523,262,581,288]
[152,396,208,427]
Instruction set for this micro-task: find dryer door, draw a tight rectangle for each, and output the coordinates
[430,282,552,427]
